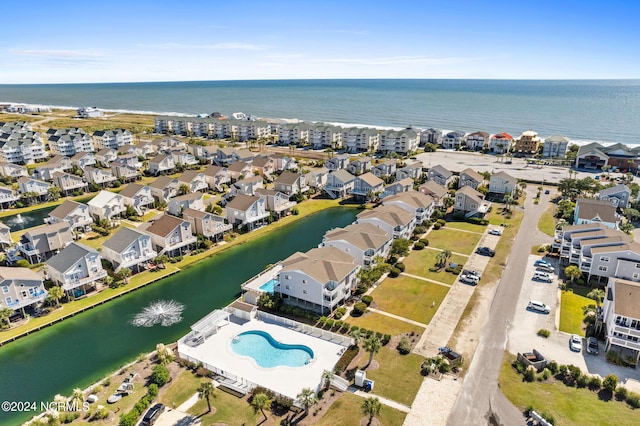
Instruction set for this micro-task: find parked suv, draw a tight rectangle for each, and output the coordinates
[460,274,479,285]
[536,263,555,273]
[527,300,550,314]
[142,403,165,426]
[476,247,495,257]
[587,337,599,355]
[533,272,553,282]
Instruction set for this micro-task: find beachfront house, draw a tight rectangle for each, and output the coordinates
[203,165,230,192]
[513,131,541,156]
[182,208,232,242]
[346,157,372,176]
[428,165,454,188]
[92,129,133,150]
[45,200,92,231]
[0,162,28,180]
[140,213,197,257]
[17,176,51,197]
[101,227,157,273]
[0,186,19,208]
[167,193,205,216]
[119,183,154,215]
[379,128,419,155]
[489,171,517,198]
[325,154,351,171]
[420,128,442,145]
[148,154,176,175]
[356,204,416,240]
[600,277,640,366]
[371,160,397,178]
[274,171,308,195]
[574,197,620,229]
[454,186,490,218]
[351,172,384,200]
[51,172,87,197]
[277,122,311,146]
[177,170,208,193]
[441,130,466,150]
[459,168,484,190]
[489,132,513,154]
[70,152,96,169]
[15,222,73,264]
[255,188,297,219]
[225,194,269,232]
[466,131,490,151]
[310,124,343,149]
[45,242,107,298]
[324,170,356,199]
[383,191,435,223]
[396,162,423,181]
[597,184,632,209]
[321,223,392,269]
[77,107,102,118]
[149,176,180,203]
[342,128,379,153]
[87,190,126,222]
[83,166,117,188]
[276,246,360,314]
[0,267,47,318]
[543,135,570,158]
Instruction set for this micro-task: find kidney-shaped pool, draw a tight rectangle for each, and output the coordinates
[231,330,314,368]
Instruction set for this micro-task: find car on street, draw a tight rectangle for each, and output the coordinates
[587,337,599,355]
[476,247,495,257]
[544,189,550,194]
[462,269,482,280]
[527,300,550,314]
[533,271,553,282]
[488,228,502,236]
[570,334,582,352]
[460,274,479,285]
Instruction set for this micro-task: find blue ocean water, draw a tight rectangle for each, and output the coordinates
[1,79,639,145]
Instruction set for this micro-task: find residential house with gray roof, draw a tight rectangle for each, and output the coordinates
[45,199,92,230]
[177,170,208,193]
[148,154,176,175]
[346,157,372,176]
[168,192,205,216]
[597,184,632,209]
[0,267,47,317]
[95,148,118,168]
[396,162,423,181]
[92,129,133,150]
[543,135,570,158]
[225,194,269,231]
[441,130,466,150]
[255,188,297,219]
[101,227,157,273]
[0,161,28,180]
[45,242,106,297]
[465,131,490,151]
[325,154,351,171]
[149,176,180,202]
[32,156,71,181]
[321,222,392,269]
[459,168,484,190]
[489,171,517,197]
[428,165,454,187]
[17,176,51,197]
[454,186,490,218]
[324,169,356,199]
[371,160,397,178]
[0,222,11,251]
[15,222,73,264]
[84,166,117,188]
[203,165,230,192]
[381,178,414,198]
[351,172,384,199]
[51,172,87,196]
[420,128,442,145]
[119,183,154,215]
[574,197,620,229]
[70,151,96,169]
[87,190,126,221]
[110,160,140,182]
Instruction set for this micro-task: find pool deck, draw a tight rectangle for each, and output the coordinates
[178,316,345,400]
[241,264,282,293]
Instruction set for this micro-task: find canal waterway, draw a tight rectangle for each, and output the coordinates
[1,206,57,232]
[0,207,357,425]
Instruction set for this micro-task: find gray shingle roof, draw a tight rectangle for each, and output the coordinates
[103,227,147,253]
[45,242,95,273]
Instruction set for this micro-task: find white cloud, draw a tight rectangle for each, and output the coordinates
[9,48,104,59]
[317,55,476,66]
[140,42,269,50]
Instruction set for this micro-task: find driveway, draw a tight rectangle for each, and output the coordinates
[509,255,640,393]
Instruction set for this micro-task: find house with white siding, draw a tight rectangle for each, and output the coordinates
[227,161,253,182]
[177,170,208,193]
[0,267,47,317]
[15,222,73,264]
[203,165,230,192]
[428,165,454,187]
[454,186,490,218]
[324,169,356,199]
[489,171,517,197]
[346,157,372,176]
[465,131,490,151]
[601,277,640,365]
[110,160,140,182]
[92,129,133,150]
[45,200,92,230]
[84,166,117,187]
[225,194,269,231]
[0,186,19,208]
[51,172,87,196]
[17,176,51,197]
[396,162,422,181]
[148,154,176,175]
[441,130,466,150]
[95,148,118,167]
[168,192,205,216]
[325,154,351,171]
[356,204,416,239]
[489,132,513,154]
[33,156,72,181]
[351,172,384,199]
[0,162,28,180]
[87,190,126,221]
[341,128,379,153]
[182,208,232,242]
[420,128,442,145]
[383,191,435,223]
[0,222,11,251]
[101,227,157,273]
[70,152,96,169]
[321,222,392,269]
[231,176,264,196]
[459,168,484,190]
[381,178,414,198]
[45,242,106,297]
[255,188,297,219]
[119,183,154,215]
[371,160,397,178]
[140,213,197,257]
[304,168,329,190]
[149,176,180,203]
[274,171,308,195]
[543,135,570,158]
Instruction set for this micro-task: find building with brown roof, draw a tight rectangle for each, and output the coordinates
[382,191,435,222]
[225,194,269,231]
[602,278,640,365]
[321,223,392,269]
[139,213,196,257]
[356,204,416,239]
[574,197,620,230]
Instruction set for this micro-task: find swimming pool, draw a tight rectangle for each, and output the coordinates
[231,330,314,368]
[259,278,279,293]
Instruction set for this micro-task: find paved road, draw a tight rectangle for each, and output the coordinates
[447,187,549,426]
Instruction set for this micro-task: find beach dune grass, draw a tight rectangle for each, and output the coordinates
[371,275,449,325]
[316,392,407,426]
[499,352,637,426]
[425,228,483,255]
[402,249,467,285]
[347,311,424,337]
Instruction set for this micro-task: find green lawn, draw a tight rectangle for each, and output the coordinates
[316,392,407,426]
[364,346,425,406]
[482,209,524,285]
[537,205,557,237]
[425,228,483,255]
[560,290,594,336]
[442,221,487,233]
[403,248,468,285]
[187,389,260,425]
[371,275,450,324]
[158,370,203,408]
[347,311,424,337]
[500,353,638,426]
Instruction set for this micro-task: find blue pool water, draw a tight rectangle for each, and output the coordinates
[259,278,279,293]
[231,330,314,368]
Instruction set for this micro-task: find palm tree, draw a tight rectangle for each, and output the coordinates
[70,388,84,408]
[0,307,14,329]
[436,249,452,268]
[250,392,271,421]
[178,184,190,196]
[321,369,334,391]
[47,286,65,308]
[564,265,582,284]
[361,397,382,426]
[363,335,382,368]
[349,327,364,343]
[296,387,318,416]
[47,185,62,201]
[117,268,132,284]
[156,343,174,364]
[587,289,605,307]
[197,381,216,413]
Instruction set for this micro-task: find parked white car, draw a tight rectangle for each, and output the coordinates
[570,334,582,352]
[488,228,502,236]
[533,272,553,283]
[527,300,550,314]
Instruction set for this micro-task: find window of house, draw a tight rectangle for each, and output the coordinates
[600,256,610,263]
[285,275,290,280]
[5,297,12,304]
[285,285,290,290]
[2,286,8,294]
[634,273,640,280]
[598,265,608,272]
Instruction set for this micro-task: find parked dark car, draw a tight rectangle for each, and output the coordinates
[142,404,165,426]
[587,337,599,355]
[476,247,495,257]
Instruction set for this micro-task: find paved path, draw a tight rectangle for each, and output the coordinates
[367,307,428,328]
[400,272,452,287]
[424,246,471,258]
[353,389,411,413]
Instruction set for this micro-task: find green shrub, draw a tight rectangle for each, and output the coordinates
[150,364,170,386]
[437,219,446,226]
[325,319,335,329]
[361,295,373,306]
[432,223,441,230]
[523,366,536,382]
[615,386,629,401]
[336,307,347,316]
[467,217,489,225]
[334,345,359,374]
[537,329,551,338]
[397,336,412,355]
[395,262,406,272]
[576,278,585,286]
[352,302,367,316]
[334,311,343,319]
[16,259,30,268]
[603,374,618,392]
[382,334,391,345]
[419,238,429,246]
[388,255,398,265]
[413,226,426,235]
[413,241,425,250]
[389,267,401,278]
[626,392,640,408]
[541,412,556,425]
[588,376,602,390]
[576,374,588,388]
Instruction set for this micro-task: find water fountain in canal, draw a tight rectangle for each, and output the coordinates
[131,300,185,327]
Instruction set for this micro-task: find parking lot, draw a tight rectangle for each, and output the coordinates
[508,255,640,392]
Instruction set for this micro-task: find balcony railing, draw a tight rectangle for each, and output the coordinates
[610,336,640,351]
[62,269,108,291]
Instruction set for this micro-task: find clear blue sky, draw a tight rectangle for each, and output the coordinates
[3,0,639,83]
